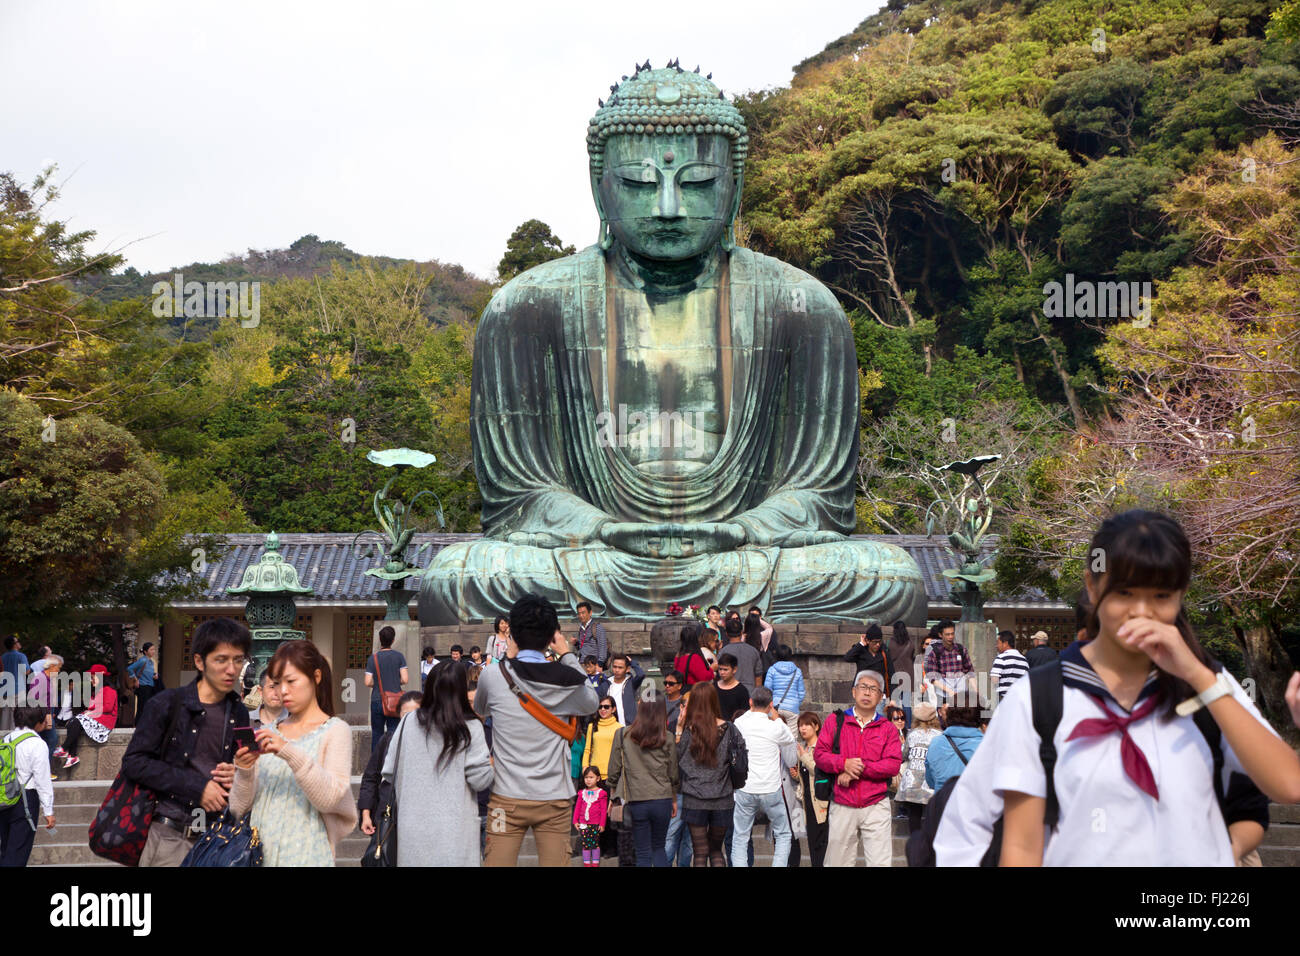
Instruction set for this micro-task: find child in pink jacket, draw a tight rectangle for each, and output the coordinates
[573,766,609,867]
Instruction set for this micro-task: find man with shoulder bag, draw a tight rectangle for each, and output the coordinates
[105,618,252,867]
[365,626,409,754]
[475,594,600,867]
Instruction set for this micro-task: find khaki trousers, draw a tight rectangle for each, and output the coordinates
[825,798,893,867]
[482,794,574,867]
[139,821,197,867]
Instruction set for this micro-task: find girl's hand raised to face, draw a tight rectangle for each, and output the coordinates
[1117,617,1214,688]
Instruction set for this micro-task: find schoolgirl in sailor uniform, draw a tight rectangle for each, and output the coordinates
[936,510,1300,866]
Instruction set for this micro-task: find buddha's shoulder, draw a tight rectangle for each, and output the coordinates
[483,247,598,312]
[737,248,845,317]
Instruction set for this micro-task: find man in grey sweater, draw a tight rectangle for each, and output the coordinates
[476,593,600,867]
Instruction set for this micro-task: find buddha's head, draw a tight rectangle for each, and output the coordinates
[587,62,749,261]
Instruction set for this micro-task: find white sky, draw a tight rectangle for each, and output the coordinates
[3,0,877,280]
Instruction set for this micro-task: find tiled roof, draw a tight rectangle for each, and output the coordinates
[171,532,1065,610]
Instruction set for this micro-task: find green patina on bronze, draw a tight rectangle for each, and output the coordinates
[925,455,1001,623]
[418,64,927,624]
[356,448,444,621]
[228,531,312,672]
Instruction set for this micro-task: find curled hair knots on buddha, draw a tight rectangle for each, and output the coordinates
[587,63,748,250]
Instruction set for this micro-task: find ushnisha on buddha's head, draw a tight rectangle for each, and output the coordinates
[587,60,748,262]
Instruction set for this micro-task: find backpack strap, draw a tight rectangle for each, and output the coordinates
[945,734,969,766]
[1192,708,1226,809]
[1028,660,1065,830]
[776,674,794,709]
[831,710,846,754]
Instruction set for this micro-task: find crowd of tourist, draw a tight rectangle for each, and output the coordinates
[5,510,1300,869]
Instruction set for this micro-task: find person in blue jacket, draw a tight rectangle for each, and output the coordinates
[764,645,805,716]
[924,703,987,793]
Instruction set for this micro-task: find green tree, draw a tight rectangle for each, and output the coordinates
[1271,0,1300,40]
[0,391,174,637]
[496,219,576,282]
[0,168,123,409]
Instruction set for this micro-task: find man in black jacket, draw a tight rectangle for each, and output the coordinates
[1024,630,1059,668]
[844,624,891,700]
[121,618,252,867]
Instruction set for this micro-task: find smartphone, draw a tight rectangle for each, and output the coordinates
[232,726,258,752]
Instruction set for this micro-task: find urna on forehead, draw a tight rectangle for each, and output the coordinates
[586,60,750,179]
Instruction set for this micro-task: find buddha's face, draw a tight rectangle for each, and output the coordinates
[599,132,736,261]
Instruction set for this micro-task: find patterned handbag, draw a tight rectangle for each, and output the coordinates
[88,774,159,866]
[180,811,263,867]
[88,692,184,866]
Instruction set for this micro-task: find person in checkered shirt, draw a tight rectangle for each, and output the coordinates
[922,622,974,702]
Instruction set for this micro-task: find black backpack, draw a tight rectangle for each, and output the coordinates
[813,710,847,802]
[905,659,1255,867]
[724,722,749,790]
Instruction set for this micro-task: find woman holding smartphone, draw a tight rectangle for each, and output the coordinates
[231,641,356,866]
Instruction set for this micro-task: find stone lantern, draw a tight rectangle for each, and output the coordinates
[228,531,314,674]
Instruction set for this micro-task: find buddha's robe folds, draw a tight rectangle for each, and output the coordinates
[419,245,926,624]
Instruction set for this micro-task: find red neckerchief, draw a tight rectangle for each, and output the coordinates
[1066,692,1163,799]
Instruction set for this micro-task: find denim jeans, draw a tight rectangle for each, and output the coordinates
[369,699,398,753]
[625,798,673,867]
[664,797,693,866]
[731,789,791,867]
[723,823,754,866]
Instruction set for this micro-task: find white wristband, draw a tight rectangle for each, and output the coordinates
[1175,672,1231,717]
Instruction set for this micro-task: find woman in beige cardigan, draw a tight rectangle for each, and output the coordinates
[232,642,356,866]
[788,710,830,867]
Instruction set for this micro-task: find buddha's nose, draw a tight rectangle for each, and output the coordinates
[655,178,684,220]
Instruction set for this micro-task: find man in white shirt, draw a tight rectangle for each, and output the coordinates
[2,706,57,865]
[730,685,797,867]
[989,631,1029,702]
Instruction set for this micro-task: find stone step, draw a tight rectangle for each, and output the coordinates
[1261,823,1300,847]
[39,803,98,826]
[1259,845,1299,867]
[1270,803,1300,825]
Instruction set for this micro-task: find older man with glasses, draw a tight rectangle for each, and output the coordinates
[814,670,904,867]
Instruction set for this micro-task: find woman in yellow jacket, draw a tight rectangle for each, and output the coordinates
[582,696,622,777]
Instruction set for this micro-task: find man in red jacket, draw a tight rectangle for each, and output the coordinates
[814,670,903,866]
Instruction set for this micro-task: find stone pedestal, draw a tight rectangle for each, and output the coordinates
[371,619,425,698]
[959,621,997,707]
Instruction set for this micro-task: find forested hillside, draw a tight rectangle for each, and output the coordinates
[730,0,1300,713]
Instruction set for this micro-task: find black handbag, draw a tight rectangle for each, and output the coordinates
[180,811,263,867]
[724,722,749,790]
[362,721,405,867]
